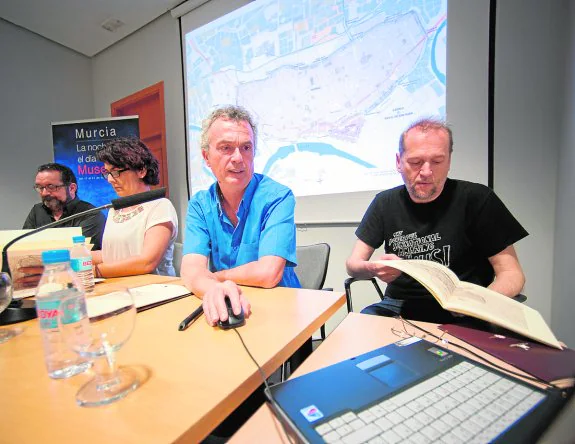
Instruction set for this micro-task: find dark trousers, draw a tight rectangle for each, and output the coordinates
[361,296,464,324]
[288,337,313,372]
[203,382,266,442]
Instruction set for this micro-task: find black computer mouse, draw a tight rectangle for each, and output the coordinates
[218,296,245,329]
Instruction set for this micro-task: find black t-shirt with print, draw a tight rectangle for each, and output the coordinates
[355,179,528,301]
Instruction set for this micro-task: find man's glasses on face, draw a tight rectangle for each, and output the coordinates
[101,168,129,180]
[33,184,66,193]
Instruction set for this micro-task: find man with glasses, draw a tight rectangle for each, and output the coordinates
[23,163,106,250]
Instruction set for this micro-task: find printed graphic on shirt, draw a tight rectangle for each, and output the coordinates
[388,230,451,266]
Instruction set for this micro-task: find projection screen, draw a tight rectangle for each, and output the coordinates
[180,0,490,224]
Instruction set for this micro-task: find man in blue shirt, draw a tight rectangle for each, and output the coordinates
[182,105,299,326]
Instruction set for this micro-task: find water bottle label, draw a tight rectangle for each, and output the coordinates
[37,288,83,329]
[71,257,92,272]
[37,299,61,330]
[61,296,88,325]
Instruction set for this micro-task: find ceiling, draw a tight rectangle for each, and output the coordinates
[0,0,184,57]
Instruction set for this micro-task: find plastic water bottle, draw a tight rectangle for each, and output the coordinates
[70,235,95,294]
[36,249,91,379]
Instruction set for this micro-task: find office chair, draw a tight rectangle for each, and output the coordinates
[172,242,184,277]
[344,277,527,314]
[282,243,331,380]
[294,243,332,339]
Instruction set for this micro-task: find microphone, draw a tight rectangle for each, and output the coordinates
[111,187,166,210]
[0,187,167,325]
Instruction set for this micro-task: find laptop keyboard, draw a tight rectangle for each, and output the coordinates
[313,361,546,444]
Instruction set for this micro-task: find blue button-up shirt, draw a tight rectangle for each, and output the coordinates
[184,173,300,288]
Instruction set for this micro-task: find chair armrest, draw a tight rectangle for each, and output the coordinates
[513,293,527,303]
[344,277,385,313]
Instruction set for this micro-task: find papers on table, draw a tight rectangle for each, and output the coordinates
[87,283,191,317]
[13,288,36,300]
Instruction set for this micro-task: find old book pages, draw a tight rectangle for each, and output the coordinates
[373,259,562,349]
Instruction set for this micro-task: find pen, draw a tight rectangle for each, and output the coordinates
[178,305,204,331]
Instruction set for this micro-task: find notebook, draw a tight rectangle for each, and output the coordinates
[87,283,191,317]
[265,337,572,444]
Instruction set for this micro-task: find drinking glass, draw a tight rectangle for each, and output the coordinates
[59,288,140,407]
[0,272,23,343]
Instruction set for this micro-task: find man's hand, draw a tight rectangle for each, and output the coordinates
[346,239,403,283]
[181,254,253,325]
[367,254,403,283]
[201,280,252,326]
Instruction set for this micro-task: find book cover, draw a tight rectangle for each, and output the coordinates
[439,322,575,387]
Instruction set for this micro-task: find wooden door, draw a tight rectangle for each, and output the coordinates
[111,81,169,195]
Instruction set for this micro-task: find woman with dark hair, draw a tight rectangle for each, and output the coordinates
[91,137,178,277]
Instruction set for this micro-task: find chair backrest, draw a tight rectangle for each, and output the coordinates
[173,242,184,277]
[294,243,330,290]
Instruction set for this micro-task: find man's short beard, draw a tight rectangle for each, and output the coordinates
[42,188,72,214]
[42,196,66,213]
[409,184,437,201]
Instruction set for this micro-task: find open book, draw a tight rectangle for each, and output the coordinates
[374,259,562,349]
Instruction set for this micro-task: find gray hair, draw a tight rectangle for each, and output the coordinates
[200,105,257,153]
[398,118,453,155]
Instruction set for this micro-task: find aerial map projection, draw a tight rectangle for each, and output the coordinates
[185,0,447,196]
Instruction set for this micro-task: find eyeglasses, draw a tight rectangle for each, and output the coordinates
[101,168,129,179]
[390,316,449,347]
[33,184,66,193]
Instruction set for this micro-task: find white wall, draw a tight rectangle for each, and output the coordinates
[552,2,575,346]
[92,13,188,240]
[0,19,93,229]
[494,0,567,329]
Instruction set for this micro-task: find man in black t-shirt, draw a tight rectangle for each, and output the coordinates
[346,119,528,322]
[23,163,105,250]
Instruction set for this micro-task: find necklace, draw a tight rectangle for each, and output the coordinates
[112,205,144,223]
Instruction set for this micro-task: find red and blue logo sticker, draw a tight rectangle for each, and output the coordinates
[300,405,324,422]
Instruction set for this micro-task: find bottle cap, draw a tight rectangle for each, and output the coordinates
[41,249,71,264]
[72,235,86,244]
